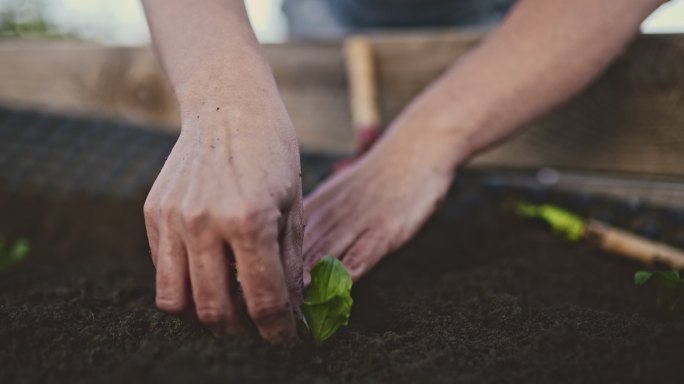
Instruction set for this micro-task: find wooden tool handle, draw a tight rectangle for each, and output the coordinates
[585,219,684,270]
[343,36,381,131]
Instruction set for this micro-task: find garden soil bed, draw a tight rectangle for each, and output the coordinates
[2,178,684,384]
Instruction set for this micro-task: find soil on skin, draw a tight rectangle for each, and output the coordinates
[1,183,684,384]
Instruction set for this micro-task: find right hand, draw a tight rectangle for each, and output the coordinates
[143,96,304,344]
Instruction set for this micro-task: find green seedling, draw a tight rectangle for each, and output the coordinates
[634,270,684,313]
[0,237,30,272]
[515,202,586,241]
[301,256,353,345]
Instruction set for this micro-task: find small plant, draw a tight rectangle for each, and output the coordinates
[0,237,30,272]
[634,270,684,313]
[515,202,585,241]
[301,256,353,345]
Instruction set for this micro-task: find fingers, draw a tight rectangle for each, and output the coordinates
[303,229,358,286]
[302,171,351,221]
[143,199,160,267]
[303,192,361,285]
[280,209,305,311]
[230,217,296,343]
[150,201,300,342]
[303,197,339,243]
[304,193,386,283]
[155,223,190,314]
[341,232,387,282]
[185,226,245,336]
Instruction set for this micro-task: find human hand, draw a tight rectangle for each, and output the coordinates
[144,99,304,344]
[303,122,459,283]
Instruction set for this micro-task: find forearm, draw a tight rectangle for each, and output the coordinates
[142,0,280,122]
[386,0,665,172]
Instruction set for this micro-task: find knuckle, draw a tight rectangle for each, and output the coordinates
[226,204,276,240]
[181,208,210,234]
[248,297,290,326]
[195,303,229,325]
[159,204,180,224]
[156,295,186,314]
[342,252,366,274]
[143,200,159,221]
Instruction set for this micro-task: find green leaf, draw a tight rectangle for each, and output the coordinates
[649,270,680,289]
[515,202,586,241]
[515,202,586,242]
[634,270,653,286]
[0,237,30,272]
[634,270,683,313]
[302,256,353,345]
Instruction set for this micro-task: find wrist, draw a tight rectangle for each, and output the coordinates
[385,95,482,176]
[174,77,293,144]
[171,51,278,124]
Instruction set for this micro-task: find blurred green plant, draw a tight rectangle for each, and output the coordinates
[515,202,586,241]
[634,270,684,313]
[0,2,72,39]
[0,236,30,271]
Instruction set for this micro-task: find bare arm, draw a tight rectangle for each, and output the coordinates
[303,0,666,281]
[142,0,278,117]
[142,0,304,343]
[387,0,667,171]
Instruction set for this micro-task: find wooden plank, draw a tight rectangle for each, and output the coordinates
[0,39,356,153]
[264,31,483,153]
[0,40,180,130]
[265,41,354,153]
[1,33,684,178]
[357,33,684,178]
[472,34,684,177]
[371,31,482,123]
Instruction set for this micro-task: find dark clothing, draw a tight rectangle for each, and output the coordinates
[283,0,515,38]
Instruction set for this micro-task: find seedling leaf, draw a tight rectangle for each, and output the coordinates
[634,270,652,286]
[515,202,585,242]
[634,270,683,313]
[0,237,30,272]
[302,256,353,345]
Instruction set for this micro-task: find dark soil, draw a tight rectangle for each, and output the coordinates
[2,179,684,384]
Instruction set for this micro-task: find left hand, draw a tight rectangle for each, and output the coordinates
[302,124,458,283]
